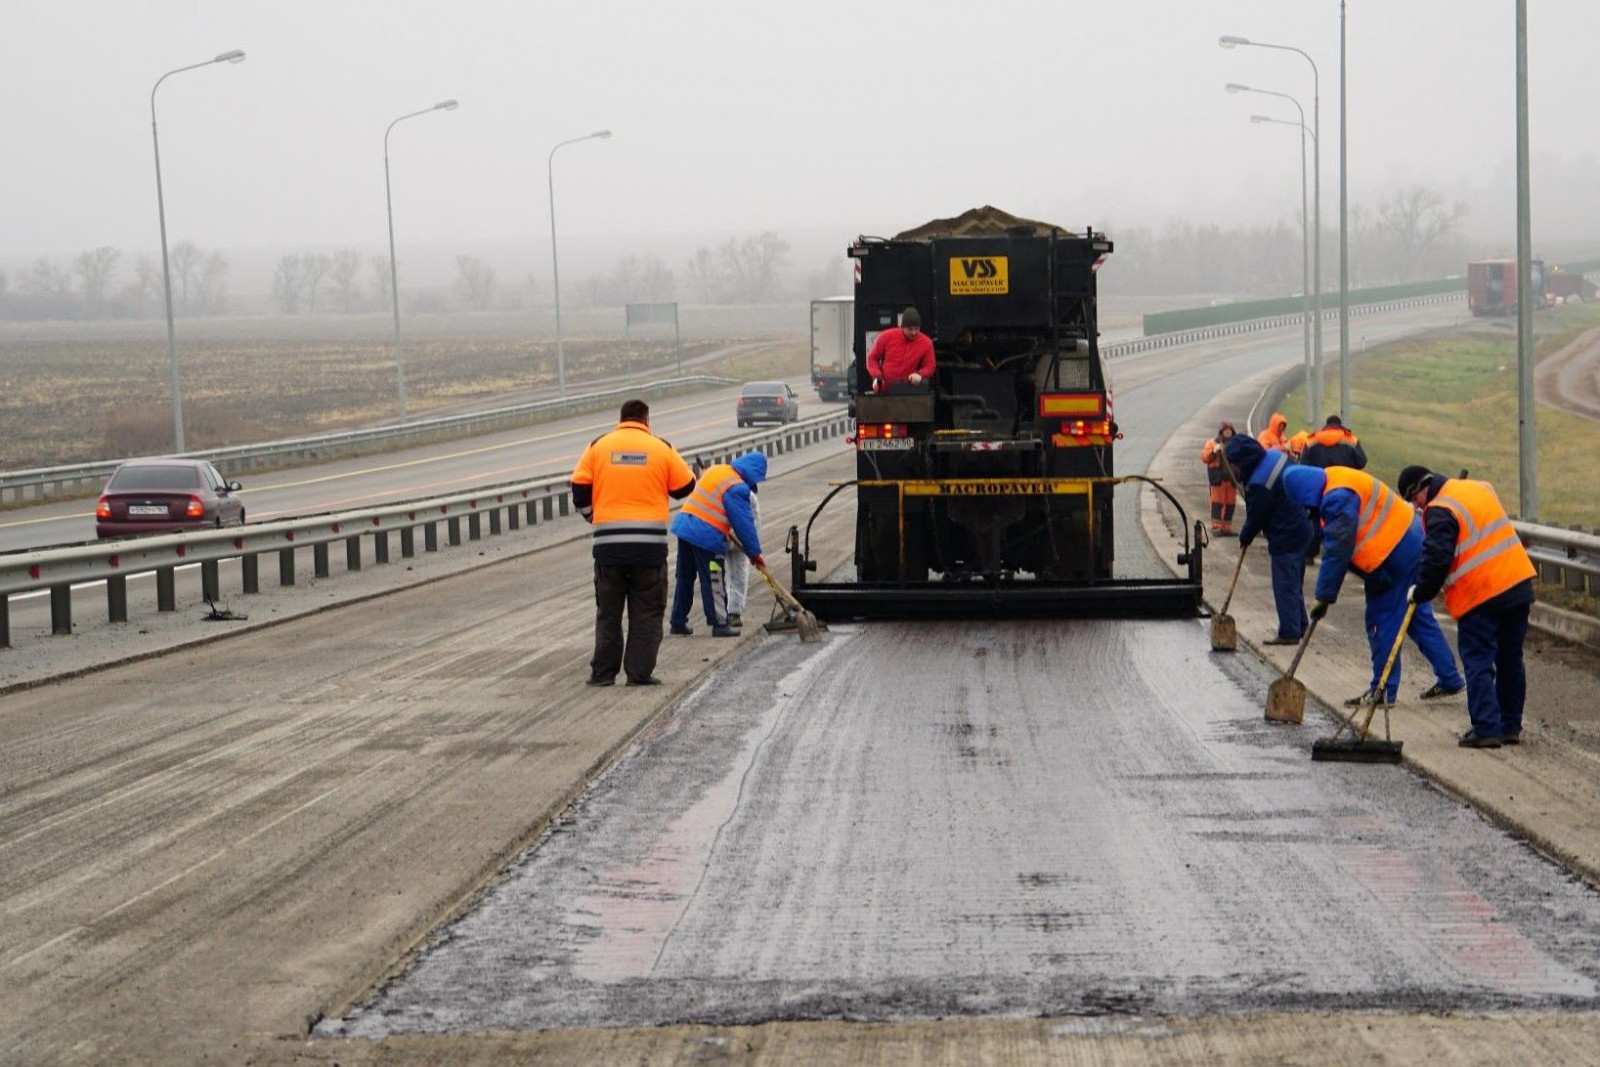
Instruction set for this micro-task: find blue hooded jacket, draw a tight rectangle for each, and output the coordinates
[670,451,766,556]
[1226,436,1312,555]
[1280,464,1419,603]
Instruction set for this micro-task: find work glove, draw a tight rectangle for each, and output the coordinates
[1407,585,1421,604]
[871,377,882,394]
[1238,532,1254,550]
[750,555,766,571]
[1309,599,1331,621]
[908,372,923,385]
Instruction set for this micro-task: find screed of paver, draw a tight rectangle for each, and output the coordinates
[329,613,1600,1037]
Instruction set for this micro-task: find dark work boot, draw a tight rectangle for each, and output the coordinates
[1419,683,1464,700]
[1458,730,1503,749]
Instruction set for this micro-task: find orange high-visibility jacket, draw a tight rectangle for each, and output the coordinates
[570,420,693,555]
[1323,467,1412,572]
[1257,413,1289,450]
[680,464,741,534]
[1425,479,1537,618]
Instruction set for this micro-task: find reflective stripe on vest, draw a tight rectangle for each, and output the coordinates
[592,519,669,546]
[1323,467,1412,572]
[681,464,739,535]
[1429,479,1537,618]
[1254,450,1290,490]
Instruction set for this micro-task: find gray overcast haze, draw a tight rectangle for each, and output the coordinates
[3,0,1597,273]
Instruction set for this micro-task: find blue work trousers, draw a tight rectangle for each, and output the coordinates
[1364,577,1462,701]
[1455,601,1530,738]
[670,539,728,628]
[1269,549,1309,640]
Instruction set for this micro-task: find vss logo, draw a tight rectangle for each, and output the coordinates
[959,258,998,279]
[948,255,1009,295]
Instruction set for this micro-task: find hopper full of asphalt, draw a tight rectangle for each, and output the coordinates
[330,616,1600,1035]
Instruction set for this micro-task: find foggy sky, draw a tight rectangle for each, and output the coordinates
[4,0,1596,274]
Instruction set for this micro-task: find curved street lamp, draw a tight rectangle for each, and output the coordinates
[150,49,247,452]
[1230,83,1318,422]
[548,130,613,395]
[383,98,460,415]
[1220,32,1330,417]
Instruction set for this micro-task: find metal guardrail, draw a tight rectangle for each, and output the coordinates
[1102,290,1464,360]
[1518,521,1600,594]
[0,375,737,505]
[0,409,852,647]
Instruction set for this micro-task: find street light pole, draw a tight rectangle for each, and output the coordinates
[1515,0,1537,518]
[384,99,460,417]
[1246,108,1317,427]
[150,49,246,453]
[1338,1,1350,419]
[1221,34,1323,420]
[547,130,613,396]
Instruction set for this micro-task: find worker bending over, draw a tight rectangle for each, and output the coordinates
[1226,435,1313,645]
[1399,466,1537,749]
[1200,421,1238,537]
[866,306,936,391]
[669,451,768,637]
[570,399,696,687]
[1282,464,1464,706]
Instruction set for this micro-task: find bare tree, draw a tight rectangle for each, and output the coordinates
[370,254,393,312]
[18,257,71,298]
[199,252,229,314]
[683,246,720,303]
[300,252,332,312]
[719,231,790,303]
[805,256,850,299]
[454,254,497,311]
[329,248,363,313]
[170,241,202,312]
[272,255,305,313]
[1374,185,1468,279]
[122,257,161,317]
[73,246,121,317]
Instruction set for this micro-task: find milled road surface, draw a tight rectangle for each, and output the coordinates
[333,617,1600,1034]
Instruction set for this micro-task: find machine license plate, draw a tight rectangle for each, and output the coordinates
[858,438,914,451]
[128,505,168,516]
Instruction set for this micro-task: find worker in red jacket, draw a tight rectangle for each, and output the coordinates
[866,306,936,391]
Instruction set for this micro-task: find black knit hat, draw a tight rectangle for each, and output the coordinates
[1397,465,1433,500]
[901,306,921,328]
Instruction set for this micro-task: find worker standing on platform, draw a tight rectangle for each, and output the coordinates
[865,307,936,391]
[1282,464,1465,707]
[669,451,768,638]
[1200,421,1239,537]
[570,400,696,687]
[1226,435,1313,645]
[1399,466,1537,749]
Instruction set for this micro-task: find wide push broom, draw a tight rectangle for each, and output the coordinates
[1311,601,1412,764]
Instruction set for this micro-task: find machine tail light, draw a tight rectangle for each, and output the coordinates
[184,496,205,519]
[774,396,785,405]
[96,496,112,521]
[1062,418,1114,437]
[1039,392,1106,418]
[856,423,908,439]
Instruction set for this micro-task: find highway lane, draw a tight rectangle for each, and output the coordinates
[328,299,1600,1037]
[0,371,837,554]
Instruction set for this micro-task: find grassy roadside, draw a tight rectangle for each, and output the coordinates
[1279,302,1600,614]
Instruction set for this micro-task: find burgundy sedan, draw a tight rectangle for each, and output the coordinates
[95,459,246,539]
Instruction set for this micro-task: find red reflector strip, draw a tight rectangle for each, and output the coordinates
[1039,392,1106,418]
[856,423,908,439]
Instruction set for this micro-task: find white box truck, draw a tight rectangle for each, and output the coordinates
[809,296,853,402]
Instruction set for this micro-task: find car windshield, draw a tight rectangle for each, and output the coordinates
[742,383,785,397]
[108,465,202,491]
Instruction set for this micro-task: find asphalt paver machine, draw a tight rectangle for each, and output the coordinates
[787,207,1204,619]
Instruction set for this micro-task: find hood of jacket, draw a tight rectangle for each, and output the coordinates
[1268,413,1288,436]
[732,450,768,486]
[1224,434,1266,482]
[1311,425,1357,447]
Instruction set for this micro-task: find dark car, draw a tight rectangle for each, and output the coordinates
[95,459,246,539]
[736,381,800,427]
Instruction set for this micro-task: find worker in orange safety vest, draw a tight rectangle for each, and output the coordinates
[1400,466,1538,749]
[1256,411,1290,451]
